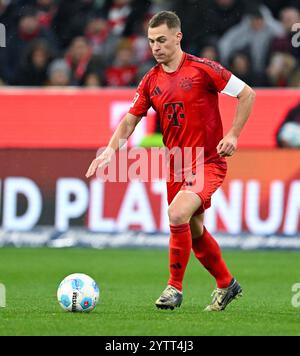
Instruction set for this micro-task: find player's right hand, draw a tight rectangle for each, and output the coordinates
[85,148,114,178]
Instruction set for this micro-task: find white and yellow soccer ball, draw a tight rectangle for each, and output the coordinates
[57,273,100,312]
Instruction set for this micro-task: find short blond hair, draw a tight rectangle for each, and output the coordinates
[148,11,181,30]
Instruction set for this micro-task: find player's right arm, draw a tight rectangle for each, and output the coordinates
[86,71,152,178]
[85,113,142,178]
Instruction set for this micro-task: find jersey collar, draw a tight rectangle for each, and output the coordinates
[160,52,186,76]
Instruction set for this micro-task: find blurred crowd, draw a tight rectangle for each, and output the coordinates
[0,0,300,88]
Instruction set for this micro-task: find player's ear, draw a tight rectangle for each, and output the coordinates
[176,31,183,45]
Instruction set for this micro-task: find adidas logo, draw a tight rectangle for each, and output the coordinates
[170,262,182,270]
[152,86,162,97]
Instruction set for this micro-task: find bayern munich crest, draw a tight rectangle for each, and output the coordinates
[179,77,193,92]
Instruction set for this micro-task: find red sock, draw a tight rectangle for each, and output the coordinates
[168,223,192,292]
[192,227,233,288]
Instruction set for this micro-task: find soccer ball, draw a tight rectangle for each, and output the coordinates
[57,273,100,312]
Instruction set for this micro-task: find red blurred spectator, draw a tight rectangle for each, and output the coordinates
[5,6,58,84]
[128,14,155,82]
[52,0,103,49]
[129,15,152,63]
[105,39,137,86]
[35,0,57,28]
[107,0,133,35]
[85,16,110,54]
[66,37,93,82]
[65,36,105,85]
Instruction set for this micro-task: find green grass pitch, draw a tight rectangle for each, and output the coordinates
[0,247,300,336]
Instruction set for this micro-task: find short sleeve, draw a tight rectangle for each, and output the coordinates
[199,59,233,93]
[129,74,151,117]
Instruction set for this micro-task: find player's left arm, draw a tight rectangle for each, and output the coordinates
[217,84,256,157]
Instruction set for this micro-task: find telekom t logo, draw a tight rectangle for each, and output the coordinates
[0,23,6,47]
[164,102,185,127]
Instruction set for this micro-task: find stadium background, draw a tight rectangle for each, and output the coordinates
[0,0,300,337]
[0,0,299,247]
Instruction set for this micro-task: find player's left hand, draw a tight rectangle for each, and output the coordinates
[217,134,238,157]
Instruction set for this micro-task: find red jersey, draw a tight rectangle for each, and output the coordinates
[129,53,233,166]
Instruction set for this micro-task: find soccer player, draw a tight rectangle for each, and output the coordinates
[86,11,255,311]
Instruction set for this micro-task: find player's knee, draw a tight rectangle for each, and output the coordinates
[191,226,204,239]
[168,206,189,225]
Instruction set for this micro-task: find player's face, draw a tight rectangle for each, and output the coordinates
[148,24,182,64]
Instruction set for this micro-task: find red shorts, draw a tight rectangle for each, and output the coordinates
[166,162,227,216]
